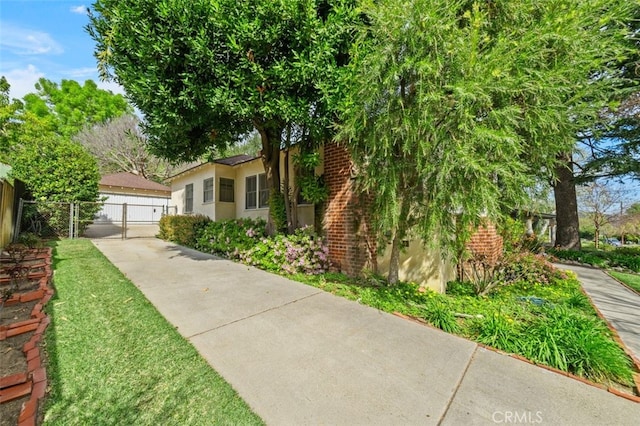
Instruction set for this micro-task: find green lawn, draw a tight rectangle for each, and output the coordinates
[609,271,640,294]
[43,239,263,425]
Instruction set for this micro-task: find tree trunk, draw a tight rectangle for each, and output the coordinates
[388,231,402,285]
[387,196,410,285]
[594,227,600,249]
[255,121,282,236]
[553,152,581,250]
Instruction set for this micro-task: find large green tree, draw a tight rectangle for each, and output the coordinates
[4,78,130,206]
[21,78,131,138]
[0,77,22,163]
[553,6,639,249]
[88,0,357,233]
[338,0,634,282]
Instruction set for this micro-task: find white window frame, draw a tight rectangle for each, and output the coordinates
[184,183,194,213]
[203,177,214,203]
[245,173,269,210]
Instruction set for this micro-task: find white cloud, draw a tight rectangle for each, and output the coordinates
[4,65,45,99]
[62,67,127,96]
[66,67,99,79]
[0,22,63,55]
[96,79,127,97]
[70,5,87,15]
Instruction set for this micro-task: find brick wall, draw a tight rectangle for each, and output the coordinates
[322,142,502,281]
[466,222,503,264]
[323,143,376,276]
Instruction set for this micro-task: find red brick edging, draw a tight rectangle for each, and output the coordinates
[0,247,54,426]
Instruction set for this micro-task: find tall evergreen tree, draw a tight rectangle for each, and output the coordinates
[338,0,634,281]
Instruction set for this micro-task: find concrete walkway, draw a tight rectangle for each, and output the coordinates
[92,238,640,425]
[555,263,640,363]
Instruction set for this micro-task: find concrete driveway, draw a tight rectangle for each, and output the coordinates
[92,238,640,425]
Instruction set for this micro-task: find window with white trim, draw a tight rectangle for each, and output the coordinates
[203,177,214,203]
[184,183,194,213]
[258,173,269,208]
[245,173,269,209]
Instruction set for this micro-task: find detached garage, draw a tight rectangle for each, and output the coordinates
[96,172,172,224]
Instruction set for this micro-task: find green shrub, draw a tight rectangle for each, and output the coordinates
[195,218,266,257]
[268,189,287,233]
[562,291,591,311]
[424,302,459,333]
[158,215,211,247]
[499,252,567,286]
[473,312,521,353]
[446,280,476,296]
[463,252,567,296]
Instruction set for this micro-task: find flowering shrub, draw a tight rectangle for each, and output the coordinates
[182,219,329,275]
[239,226,330,275]
[195,218,266,258]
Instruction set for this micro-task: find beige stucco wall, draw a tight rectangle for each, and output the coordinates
[235,160,270,221]
[297,205,315,227]
[377,240,456,293]
[170,164,216,218]
[170,152,318,226]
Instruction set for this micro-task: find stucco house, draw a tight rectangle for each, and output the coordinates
[167,144,502,292]
[167,153,317,227]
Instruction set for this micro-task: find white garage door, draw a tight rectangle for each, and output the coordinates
[95,193,171,224]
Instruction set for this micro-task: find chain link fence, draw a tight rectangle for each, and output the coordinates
[16,199,177,240]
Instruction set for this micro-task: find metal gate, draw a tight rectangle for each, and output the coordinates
[16,199,177,240]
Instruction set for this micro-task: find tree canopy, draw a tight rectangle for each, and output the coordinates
[337,0,635,281]
[2,77,131,204]
[21,78,131,139]
[89,0,358,232]
[89,0,356,159]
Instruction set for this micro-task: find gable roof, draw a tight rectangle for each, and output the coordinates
[166,154,260,181]
[213,154,258,166]
[99,172,171,193]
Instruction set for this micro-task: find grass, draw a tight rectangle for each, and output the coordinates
[43,239,263,425]
[609,271,640,294]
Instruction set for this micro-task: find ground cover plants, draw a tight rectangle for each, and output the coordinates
[43,239,262,425]
[158,216,636,391]
[550,246,640,272]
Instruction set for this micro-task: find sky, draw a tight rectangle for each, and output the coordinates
[0,0,124,100]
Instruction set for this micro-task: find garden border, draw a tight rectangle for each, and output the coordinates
[0,247,54,426]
